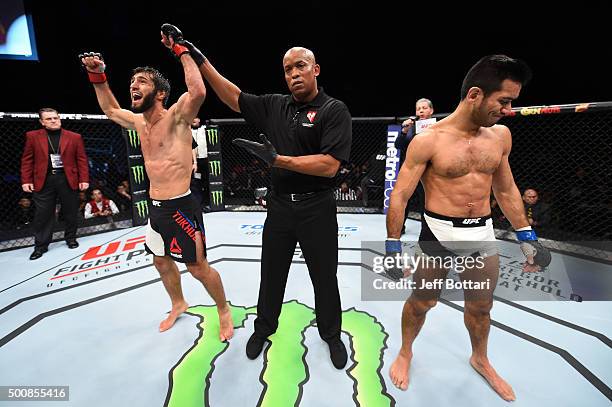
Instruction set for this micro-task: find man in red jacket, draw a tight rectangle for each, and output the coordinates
[21,108,90,260]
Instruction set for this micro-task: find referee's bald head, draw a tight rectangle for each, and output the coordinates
[284,47,316,65]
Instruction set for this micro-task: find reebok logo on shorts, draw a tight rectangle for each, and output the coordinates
[172,210,197,241]
[169,239,183,258]
[170,237,182,255]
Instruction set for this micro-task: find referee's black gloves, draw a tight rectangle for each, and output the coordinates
[233,133,278,166]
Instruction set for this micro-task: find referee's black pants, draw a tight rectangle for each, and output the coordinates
[32,172,79,249]
[254,190,341,342]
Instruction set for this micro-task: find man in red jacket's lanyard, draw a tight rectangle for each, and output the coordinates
[21,108,90,260]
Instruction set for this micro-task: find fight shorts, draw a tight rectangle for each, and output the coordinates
[417,209,498,258]
[144,190,207,263]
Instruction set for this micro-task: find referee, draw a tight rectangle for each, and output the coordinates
[197,44,352,368]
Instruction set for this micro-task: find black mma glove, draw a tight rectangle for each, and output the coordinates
[515,228,552,270]
[160,23,207,67]
[78,52,107,83]
[232,134,278,166]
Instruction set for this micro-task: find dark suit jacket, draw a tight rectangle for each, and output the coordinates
[21,128,89,192]
[524,201,551,228]
[394,124,416,166]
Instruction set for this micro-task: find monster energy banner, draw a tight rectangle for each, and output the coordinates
[132,190,149,224]
[123,128,150,226]
[206,125,225,211]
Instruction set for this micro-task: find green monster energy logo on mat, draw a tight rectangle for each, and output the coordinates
[131,165,145,184]
[211,190,223,206]
[206,128,219,145]
[209,160,221,177]
[166,301,394,407]
[135,200,148,218]
[127,130,140,148]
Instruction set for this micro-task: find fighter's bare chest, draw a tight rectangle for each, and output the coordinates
[431,140,502,178]
[136,124,175,157]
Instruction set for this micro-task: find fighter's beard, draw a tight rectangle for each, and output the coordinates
[131,92,156,113]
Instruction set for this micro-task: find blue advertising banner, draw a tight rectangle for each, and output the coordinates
[383,125,401,214]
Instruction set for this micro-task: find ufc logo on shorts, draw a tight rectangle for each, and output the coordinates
[152,200,161,207]
[462,218,481,225]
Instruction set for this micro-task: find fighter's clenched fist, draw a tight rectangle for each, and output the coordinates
[78,52,107,83]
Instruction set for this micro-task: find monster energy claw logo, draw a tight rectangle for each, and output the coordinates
[131,165,145,184]
[209,160,221,177]
[166,301,394,407]
[206,128,218,145]
[127,129,140,148]
[211,190,223,206]
[135,200,148,218]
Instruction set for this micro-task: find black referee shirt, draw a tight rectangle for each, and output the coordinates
[238,88,352,193]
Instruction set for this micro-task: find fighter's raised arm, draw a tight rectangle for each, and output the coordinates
[198,55,242,113]
[79,52,137,129]
[160,24,206,126]
[158,24,242,112]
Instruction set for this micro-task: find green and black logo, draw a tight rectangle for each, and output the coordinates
[127,130,140,148]
[135,200,149,218]
[131,165,145,184]
[165,301,393,407]
[209,160,221,177]
[206,128,219,145]
[211,190,223,206]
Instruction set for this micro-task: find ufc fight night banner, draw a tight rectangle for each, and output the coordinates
[205,125,225,211]
[123,128,150,226]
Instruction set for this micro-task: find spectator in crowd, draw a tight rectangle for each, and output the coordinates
[334,181,358,201]
[229,164,250,196]
[115,182,132,212]
[21,107,89,260]
[395,98,434,233]
[248,159,268,190]
[345,162,361,189]
[16,196,35,229]
[226,171,239,197]
[359,163,369,180]
[84,188,119,219]
[522,188,551,230]
[91,178,114,200]
[336,164,351,181]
